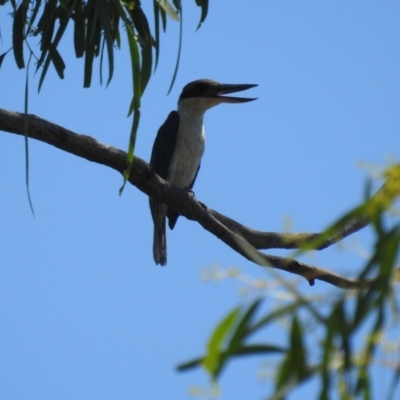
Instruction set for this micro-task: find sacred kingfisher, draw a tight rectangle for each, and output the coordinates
[149,79,257,265]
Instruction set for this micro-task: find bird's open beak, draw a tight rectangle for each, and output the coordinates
[214,83,258,103]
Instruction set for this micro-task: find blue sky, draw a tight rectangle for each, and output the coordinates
[0,1,399,399]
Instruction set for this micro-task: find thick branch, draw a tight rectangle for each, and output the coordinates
[0,108,377,289]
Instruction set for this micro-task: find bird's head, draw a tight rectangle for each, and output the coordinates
[178,79,257,112]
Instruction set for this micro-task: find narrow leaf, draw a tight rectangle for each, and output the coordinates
[202,307,239,378]
[49,44,65,79]
[24,53,35,216]
[194,0,208,30]
[37,0,56,51]
[26,0,42,35]
[73,0,85,58]
[166,0,182,94]
[0,51,8,68]
[226,298,263,355]
[37,8,70,91]
[95,0,114,86]
[126,25,141,114]
[176,344,285,372]
[12,2,26,69]
[140,42,152,95]
[289,316,307,379]
[130,3,152,93]
[156,0,179,21]
[249,300,310,336]
[153,0,161,69]
[83,9,98,88]
[119,109,140,195]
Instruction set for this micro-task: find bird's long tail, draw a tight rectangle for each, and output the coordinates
[152,202,167,266]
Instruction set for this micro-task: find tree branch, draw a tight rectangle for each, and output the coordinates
[0,108,379,289]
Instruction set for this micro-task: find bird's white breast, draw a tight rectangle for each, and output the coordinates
[167,102,206,188]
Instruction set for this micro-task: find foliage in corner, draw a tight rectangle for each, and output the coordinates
[1,0,209,191]
[178,165,400,399]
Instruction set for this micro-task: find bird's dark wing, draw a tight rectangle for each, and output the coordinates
[188,163,201,191]
[167,163,201,230]
[150,111,180,235]
[150,111,180,179]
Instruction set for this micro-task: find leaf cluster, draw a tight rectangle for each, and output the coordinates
[1,0,208,193]
[178,168,400,400]
[2,0,207,90]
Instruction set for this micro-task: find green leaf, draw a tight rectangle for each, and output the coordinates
[140,41,152,95]
[336,302,351,371]
[95,0,114,86]
[289,316,307,379]
[38,9,70,91]
[130,2,152,93]
[119,23,143,194]
[36,0,56,51]
[48,44,65,79]
[153,0,161,70]
[234,343,286,357]
[202,307,239,379]
[249,300,310,336]
[73,0,85,58]
[119,109,141,195]
[274,316,308,399]
[12,2,26,69]
[130,2,152,42]
[83,7,101,88]
[225,298,263,355]
[126,25,141,114]
[176,357,203,372]
[166,0,182,94]
[176,344,284,372]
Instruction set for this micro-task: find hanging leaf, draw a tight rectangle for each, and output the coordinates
[0,51,8,68]
[126,25,141,115]
[225,298,263,355]
[35,0,57,51]
[12,2,26,69]
[73,0,85,58]
[83,8,102,88]
[152,0,161,69]
[156,0,179,21]
[24,53,35,216]
[26,0,43,35]
[49,44,65,79]
[166,0,182,94]
[202,307,239,379]
[194,0,208,30]
[119,109,140,195]
[37,9,70,91]
[95,0,114,86]
[130,1,152,94]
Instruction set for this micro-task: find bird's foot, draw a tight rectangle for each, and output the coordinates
[185,189,207,209]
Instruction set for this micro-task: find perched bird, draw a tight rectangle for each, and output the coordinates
[149,79,257,265]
